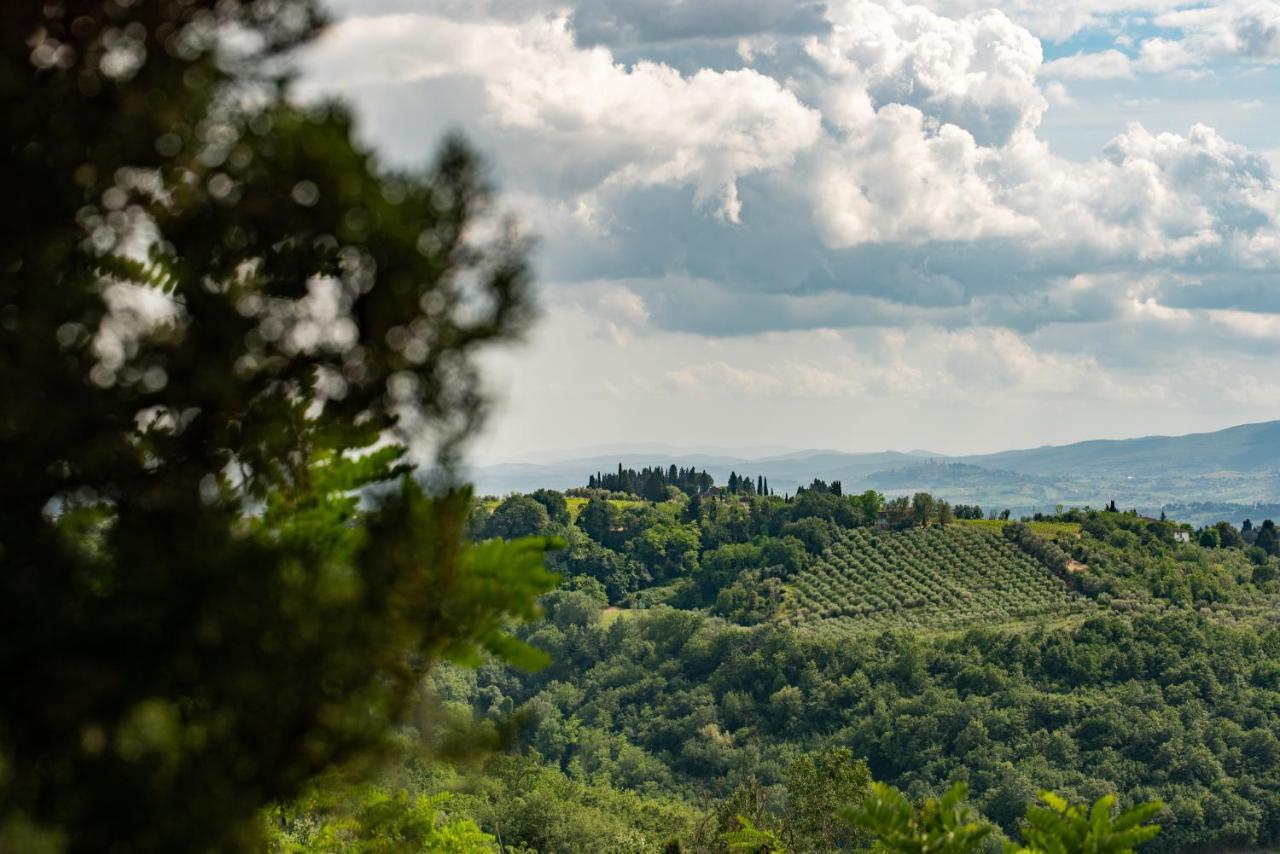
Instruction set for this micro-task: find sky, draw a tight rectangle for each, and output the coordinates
[298,0,1280,463]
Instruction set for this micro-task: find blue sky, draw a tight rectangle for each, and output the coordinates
[300,0,1280,461]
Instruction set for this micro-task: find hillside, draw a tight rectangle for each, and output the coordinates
[783,526,1090,635]
[958,419,1280,476]
[439,485,1280,851]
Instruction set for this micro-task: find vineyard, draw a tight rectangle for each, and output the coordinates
[783,526,1092,635]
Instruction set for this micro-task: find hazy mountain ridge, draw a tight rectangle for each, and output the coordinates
[467,421,1280,523]
[956,420,1280,476]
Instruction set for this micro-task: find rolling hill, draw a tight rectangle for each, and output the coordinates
[957,419,1280,476]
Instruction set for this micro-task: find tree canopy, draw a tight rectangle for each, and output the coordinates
[1,2,555,849]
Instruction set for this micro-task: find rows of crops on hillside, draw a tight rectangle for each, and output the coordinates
[783,526,1093,635]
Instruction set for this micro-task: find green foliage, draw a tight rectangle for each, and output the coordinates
[722,816,787,853]
[549,529,644,603]
[842,782,992,853]
[712,573,785,625]
[912,493,938,528]
[1010,791,1162,854]
[691,776,775,854]
[782,517,835,555]
[1067,509,1277,608]
[1,1,552,848]
[577,497,622,546]
[482,494,551,541]
[268,785,495,853]
[530,489,572,526]
[697,542,768,601]
[783,747,872,851]
[844,783,1162,854]
[462,600,1280,850]
[442,754,697,853]
[631,522,702,581]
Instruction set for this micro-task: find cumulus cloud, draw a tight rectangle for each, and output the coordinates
[812,110,1038,245]
[1089,124,1280,257]
[1039,1,1280,80]
[1041,39,1203,79]
[303,13,820,221]
[1041,49,1137,79]
[800,1,1280,266]
[1157,1,1280,61]
[798,0,1046,244]
[303,0,1280,438]
[807,0,1045,145]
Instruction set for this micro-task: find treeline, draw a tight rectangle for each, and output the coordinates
[1210,517,1279,557]
[1028,503,1278,559]
[588,464,715,500]
[585,464,776,499]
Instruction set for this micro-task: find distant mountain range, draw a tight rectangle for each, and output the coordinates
[956,420,1280,476]
[465,421,1280,526]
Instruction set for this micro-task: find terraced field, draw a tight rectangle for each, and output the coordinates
[783,526,1092,636]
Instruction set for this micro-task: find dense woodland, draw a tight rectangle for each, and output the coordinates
[264,474,1280,851]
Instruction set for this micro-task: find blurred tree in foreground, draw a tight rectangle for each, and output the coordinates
[0,1,554,850]
[842,782,1162,854]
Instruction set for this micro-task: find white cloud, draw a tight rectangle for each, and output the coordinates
[470,286,1280,460]
[305,0,1280,460]
[1208,307,1280,338]
[800,2,1280,263]
[991,122,1280,264]
[1039,1,1280,82]
[1157,1,1280,61]
[1043,81,1074,105]
[1041,49,1136,79]
[594,285,651,346]
[305,2,1280,265]
[303,13,820,222]
[1040,40,1200,80]
[803,0,1045,244]
[812,107,1040,245]
[807,0,1046,146]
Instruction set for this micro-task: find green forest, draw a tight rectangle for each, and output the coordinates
[4,2,1279,852]
[373,480,1278,852]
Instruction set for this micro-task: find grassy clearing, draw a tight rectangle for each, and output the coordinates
[600,607,647,627]
[955,518,1082,538]
[565,496,648,522]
